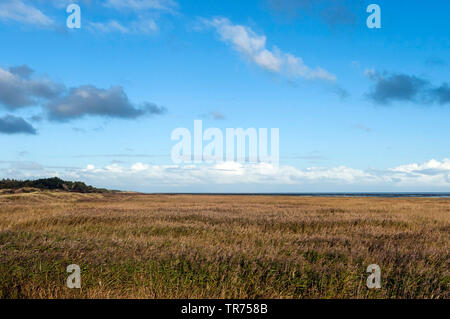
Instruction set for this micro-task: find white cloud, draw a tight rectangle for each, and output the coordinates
[0,0,53,26]
[0,0,169,33]
[46,1,92,9]
[130,18,158,33]
[203,17,337,82]
[2,159,450,192]
[89,18,159,34]
[89,1,164,34]
[131,162,150,171]
[89,20,130,34]
[104,0,178,11]
[391,158,450,173]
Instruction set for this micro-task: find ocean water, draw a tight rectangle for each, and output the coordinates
[184,193,450,198]
[282,193,450,198]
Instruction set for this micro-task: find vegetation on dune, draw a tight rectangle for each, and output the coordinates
[0,193,448,298]
[0,177,109,193]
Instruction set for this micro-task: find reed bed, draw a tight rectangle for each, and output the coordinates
[0,191,448,298]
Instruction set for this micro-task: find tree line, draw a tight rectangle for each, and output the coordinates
[0,177,109,193]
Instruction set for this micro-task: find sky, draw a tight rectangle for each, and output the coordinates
[0,0,450,192]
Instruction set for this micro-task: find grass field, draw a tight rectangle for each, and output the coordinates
[0,191,448,299]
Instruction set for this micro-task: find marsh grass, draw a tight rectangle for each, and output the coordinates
[0,192,448,298]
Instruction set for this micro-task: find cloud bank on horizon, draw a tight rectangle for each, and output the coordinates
[1,158,449,192]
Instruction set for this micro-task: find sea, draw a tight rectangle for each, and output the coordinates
[180,193,450,198]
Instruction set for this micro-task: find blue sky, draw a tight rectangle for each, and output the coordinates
[0,0,449,192]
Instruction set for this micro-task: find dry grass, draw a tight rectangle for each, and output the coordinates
[0,191,448,299]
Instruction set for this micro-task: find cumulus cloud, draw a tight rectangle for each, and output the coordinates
[0,65,64,108]
[203,17,337,82]
[46,85,166,121]
[0,64,166,123]
[8,64,34,78]
[3,159,450,192]
[366,71,429,104]
[0,0,53,27]
[430,83,450,105]
[0,115,37,135]
[387,159,450,186]
[366,70,450,106]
